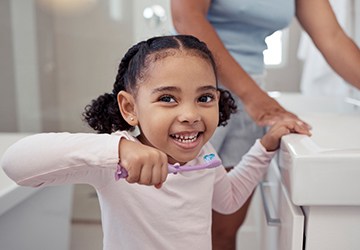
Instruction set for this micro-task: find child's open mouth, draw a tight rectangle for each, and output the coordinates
[170,132,201,144]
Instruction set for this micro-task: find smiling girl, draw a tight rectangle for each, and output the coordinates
[1,35,310,250]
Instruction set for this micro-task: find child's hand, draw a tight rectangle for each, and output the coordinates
[118,139,168,188]
[260,119,312,151]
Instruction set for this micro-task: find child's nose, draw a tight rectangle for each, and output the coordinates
[177,105,201,124]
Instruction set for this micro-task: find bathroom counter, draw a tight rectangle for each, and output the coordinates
[273,93,360,205]
[269,93,360,250]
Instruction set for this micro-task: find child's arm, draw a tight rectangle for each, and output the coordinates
[1,132,122,187]
[212,119,311,214]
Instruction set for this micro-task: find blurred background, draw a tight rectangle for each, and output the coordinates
[1,0,359,133]
[1,1,360,250]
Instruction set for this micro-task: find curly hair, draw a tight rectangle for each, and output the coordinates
[83,35,237,134]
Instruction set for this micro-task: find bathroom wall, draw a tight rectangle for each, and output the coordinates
[52,1,134,132]
[4,0,43,132]
[0,0,17,132]
[0,0,303,133]
[0,0,134,133]
[3,0,358,133]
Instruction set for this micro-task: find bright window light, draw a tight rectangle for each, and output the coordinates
[264,30,285,67]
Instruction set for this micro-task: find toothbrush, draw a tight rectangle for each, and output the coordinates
[115,153,222,181]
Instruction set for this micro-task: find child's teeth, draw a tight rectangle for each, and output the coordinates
[172,133,198,143]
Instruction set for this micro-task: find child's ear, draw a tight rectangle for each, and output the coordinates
[117,91,138,126]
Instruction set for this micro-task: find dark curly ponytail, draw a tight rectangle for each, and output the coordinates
[83,35,236,134]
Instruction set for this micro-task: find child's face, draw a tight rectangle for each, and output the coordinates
[134,54,219,164]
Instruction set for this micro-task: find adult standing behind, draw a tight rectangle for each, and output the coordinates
[171,0,360,249]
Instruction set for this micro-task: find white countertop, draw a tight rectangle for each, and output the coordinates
[274,93,360,206]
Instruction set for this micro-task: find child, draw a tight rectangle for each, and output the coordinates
[1,35,310,250]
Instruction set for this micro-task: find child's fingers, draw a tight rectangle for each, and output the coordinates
[263,126,290,151]
[154,161,173,189]
[151,155,168,188]
[138,163,154,185]
[150,162,167,188]
[273,119,311,136]
[261,119,312,152]
[124,163,142,184]
[121,144,168,186]
[149,152,168,186]
[160,154,168,184]
[129,154,168,187]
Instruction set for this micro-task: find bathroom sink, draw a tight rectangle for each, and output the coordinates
[270,91,359,114]
[273,93,360,206]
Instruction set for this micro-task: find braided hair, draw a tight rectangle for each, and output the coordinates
[83,35,237,134]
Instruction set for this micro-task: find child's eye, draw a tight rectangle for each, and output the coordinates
[198,94,214,103]
[159,95,176,103]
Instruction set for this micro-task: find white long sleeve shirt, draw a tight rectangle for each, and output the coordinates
[1,131,275,250]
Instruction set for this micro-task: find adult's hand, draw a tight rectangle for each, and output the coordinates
[243,91,306,127]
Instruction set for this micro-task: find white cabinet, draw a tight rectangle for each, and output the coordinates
[238,92,360,250]
[259,159,304,250]
[303,206,360,250]
[241,156,360,250]
[236,159,305,250]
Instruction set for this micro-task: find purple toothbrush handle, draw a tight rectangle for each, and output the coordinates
[167,159,222,173]
[115,159,222,181]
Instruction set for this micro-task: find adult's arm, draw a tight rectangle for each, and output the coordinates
[171,0,301,126]
[296,0,360,89]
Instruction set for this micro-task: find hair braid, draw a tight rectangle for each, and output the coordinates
[83,42,149,133]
